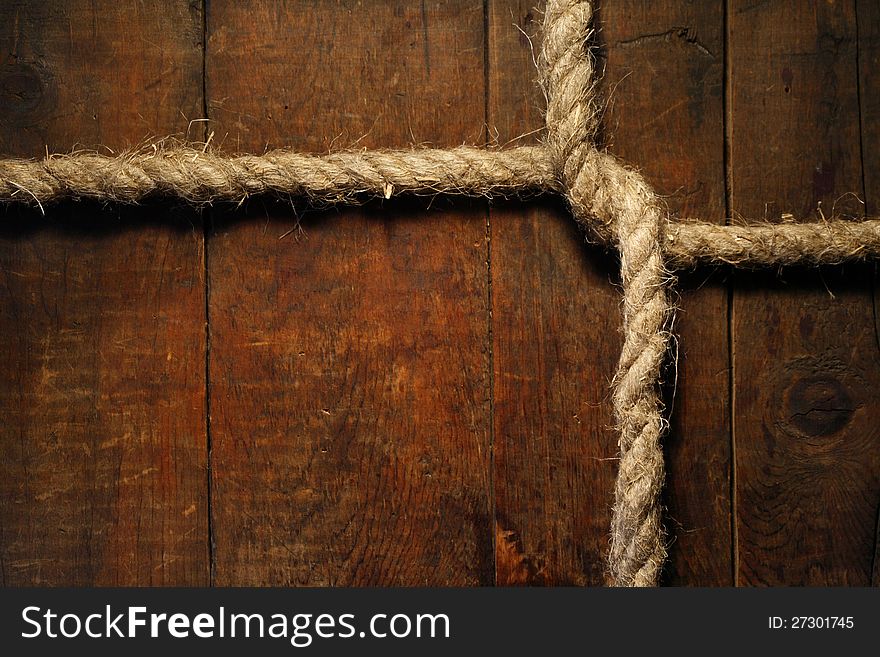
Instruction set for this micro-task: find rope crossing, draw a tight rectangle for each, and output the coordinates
[2,0,878,586]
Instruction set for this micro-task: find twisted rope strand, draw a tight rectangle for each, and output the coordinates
[665,219,880,268]
[605,161,671,587]
[542,0,672,586]
[3,146,878,268]
[0,146,556,206]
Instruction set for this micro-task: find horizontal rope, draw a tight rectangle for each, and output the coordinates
[2,145,877,271]
[666,220,880,268]
[0,145,557,206]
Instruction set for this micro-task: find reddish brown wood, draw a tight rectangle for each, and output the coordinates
[489,0,731,587]
[0,0,877,588]
[858,0,879,220]
[857,0,880,585]
[205,0,493,585]
[0,0,207,585]
[599,0,732,586]
[488,0,621,586]
[730,0,880,585]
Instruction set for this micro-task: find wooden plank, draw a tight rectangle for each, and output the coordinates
[0,1,207,585]
[599,1,731,585]
[857,0,880,219]
[489,0,730,586]
[206,0,492,585]
[730,0,880,585]
[856,0,880,586]
[488,1,621,586]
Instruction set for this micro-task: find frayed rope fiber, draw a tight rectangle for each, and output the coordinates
[2,0,879,586]
[0,146,556,206]
[4,146,878,269]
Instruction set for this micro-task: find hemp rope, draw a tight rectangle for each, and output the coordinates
[2,0,878,585]
[542,0,673,587]
[0,146,556,206]
[4,146,878,269]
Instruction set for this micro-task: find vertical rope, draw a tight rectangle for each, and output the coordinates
[541,0,613,245]
[607,174,671,587]
[542,0,672,586]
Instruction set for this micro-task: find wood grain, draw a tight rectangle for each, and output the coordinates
[860,0,880,221]
[599,0,731,586]
[488,0,731,586]
[856,0,880,585]
[488,0,621,587]
[1,0,877,588]
[0,0,207,585]
[730,0,880,585]
[205,0,493,586]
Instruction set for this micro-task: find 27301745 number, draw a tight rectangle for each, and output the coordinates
[768,616,854,630]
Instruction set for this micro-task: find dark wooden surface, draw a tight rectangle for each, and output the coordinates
[0,0,208,585]
[599,0,733,586]
[1,0,877,586]
[489,0,622,586]
[205,0,492,586]
[729,0,880,586]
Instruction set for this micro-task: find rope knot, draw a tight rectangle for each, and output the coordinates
[540,0,664,248]
[555,146,667,248]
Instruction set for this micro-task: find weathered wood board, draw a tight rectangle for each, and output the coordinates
[1,0,876,586]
